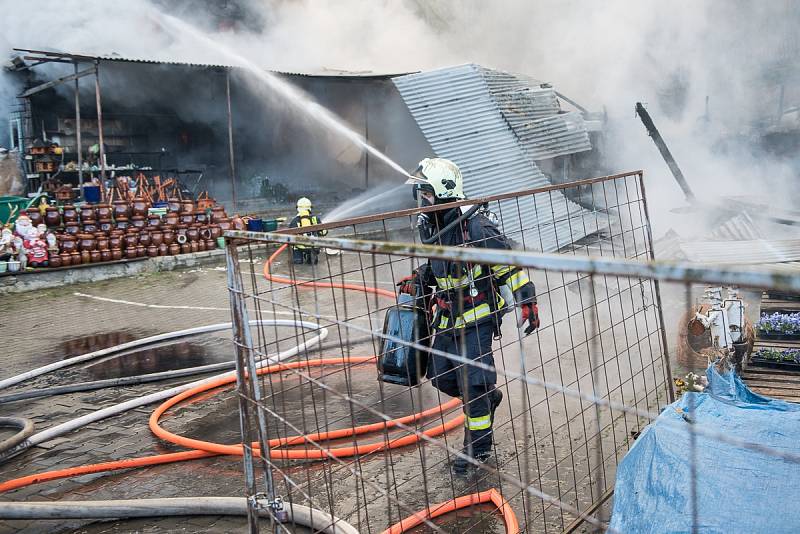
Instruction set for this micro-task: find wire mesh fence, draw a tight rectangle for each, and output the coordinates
[222,171,800,533]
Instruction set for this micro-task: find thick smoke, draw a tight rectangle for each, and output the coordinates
[1,0,798,235]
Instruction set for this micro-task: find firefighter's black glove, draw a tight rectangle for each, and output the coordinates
[519,303,540,335]
[397,274,415,295]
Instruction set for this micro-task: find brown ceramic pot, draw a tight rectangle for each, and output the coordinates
[96,237,110,250]
[147,215,161,228]
[138,232,151,247]
[109,235,122,250]
[180,211,195,225]
[186,227,199,242]
[124,233,139,249]
[180,200,194,213]
[150,231,163,247]
[80,205,94,221]
[162,229,175,245]
[98,218,113,233]
[113,200,130,219]
[115,216,130,230]
[132,197,149,217]
[209,224,222,239]
[210,207,227,223]
[78,234,96,251]
[59,235,78,253]
[136,245,146,257]
[206,239,217,250]
[25,207,43,226]
[62,205,78,222]
[80,250,91,264]
[64,221,81,235]
[195,211,208,224]
[95,204,112,220]
[131,215,147,229]
[82,220,98,233]
[111,248,123,261]
[199,226,212,240]
[189,241,199,253]
[100,249,112,262]
[231,216,245,230]
[197,240,206,252]
[158,243,168,256]
[181,243,191,254]
[164,212,179,226]
[167,198,181,212]
[90,250,101,263]
[125,248,137,259]
[70,251,81,264]
[49,255,62,268]
[59,252,72,266]
[45,207,61,227]
[146,245,158,257]
[169,243,180,255]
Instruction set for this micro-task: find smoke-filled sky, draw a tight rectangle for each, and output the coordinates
[1,0,798,234]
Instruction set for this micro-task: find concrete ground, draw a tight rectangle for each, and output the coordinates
[0,242,672,533]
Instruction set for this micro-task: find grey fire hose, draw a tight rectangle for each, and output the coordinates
[0,320,328,463]
[0,497,359,534]
[0,417,35,454]
[421,203,483,244]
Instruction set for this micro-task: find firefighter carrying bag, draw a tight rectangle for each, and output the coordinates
[378,293,431,386]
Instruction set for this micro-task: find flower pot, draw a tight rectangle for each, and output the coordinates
[82,220,98,233]
[158,243,168,256]
[59,235,78,253]
[64,221,81,235]
[125,248,137,259]
[124,233,139,249]
[90,250,101,263]
[0,261,7,273]
[180,211,195,225]
[210,207,227,223]
[197,240,206,252]
[60,252,72,266]
[98,219,113,233]
[7,259,20,272]
[169,243,180,255]
[115,217,130,230]
[167,198,182,213]
[96,237,110,250]
[147,214,162,228]
[187,227,199,242]
[195,211,208,224]
[78,234,96,251]
[111,248,123,261]
[138,232,151,247]
[162,229,175,245]
[109,235,122,250]
[146,245,158,257]
[80,250,91,264]
[206,239,216,251]
[180,200,195,213]
[69,251,81,264]
[100,249,112,262]
[209,225,221,239]
[136,245,146,257]
[217,218,231,231]
[149,230,163,247]
[45,206,61,227]
[181,243,191,254]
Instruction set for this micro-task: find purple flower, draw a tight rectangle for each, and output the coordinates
[756,312,800,335]
[754,348,800,363]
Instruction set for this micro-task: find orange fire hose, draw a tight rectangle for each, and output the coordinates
[381,488,519,534]
[0,244,517,533]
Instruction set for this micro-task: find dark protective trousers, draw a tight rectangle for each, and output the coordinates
[426,321,497,454]
[292,246,319,264]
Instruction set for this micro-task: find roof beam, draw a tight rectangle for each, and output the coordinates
[20,66,97,98]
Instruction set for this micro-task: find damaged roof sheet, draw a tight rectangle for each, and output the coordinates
[392,63,598,252]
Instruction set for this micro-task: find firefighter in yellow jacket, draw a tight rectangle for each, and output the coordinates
[288,197,327,264]
[397,157,540,473]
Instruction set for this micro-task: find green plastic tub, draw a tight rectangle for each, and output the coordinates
[0,196,31,225]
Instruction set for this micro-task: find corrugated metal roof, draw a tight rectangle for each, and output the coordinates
[680,239,800,264]
[708,211,763,241]
[392,64,599,252]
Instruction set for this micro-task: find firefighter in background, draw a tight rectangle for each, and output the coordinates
[289,197,328,264]
[397,157,540,473]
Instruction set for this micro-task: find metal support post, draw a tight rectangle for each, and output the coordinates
[226,69,238,210]
[74,62,83,188]
[94,61,106,182]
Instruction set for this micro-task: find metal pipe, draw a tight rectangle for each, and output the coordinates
[0,498,359,534]
[225,229,800,293]
[226,69,237,210]
[635,103,695,202]
[74,62,83,188]
[94,61,106,182]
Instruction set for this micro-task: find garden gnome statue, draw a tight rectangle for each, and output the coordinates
[22,223,48,267]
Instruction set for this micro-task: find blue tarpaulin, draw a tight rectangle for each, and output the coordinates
[609,365,800,533]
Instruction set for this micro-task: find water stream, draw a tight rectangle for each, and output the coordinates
[156,13,413,182]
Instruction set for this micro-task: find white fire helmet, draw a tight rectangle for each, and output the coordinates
[296,197,312,211]
[405,157,465,201]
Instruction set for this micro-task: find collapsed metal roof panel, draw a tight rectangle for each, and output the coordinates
[679,239,800,264]
[392,63,598,251]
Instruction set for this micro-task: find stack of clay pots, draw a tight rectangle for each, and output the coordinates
[44,196,229,268]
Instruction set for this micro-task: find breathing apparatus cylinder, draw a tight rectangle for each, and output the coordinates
[378,292,430,386]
